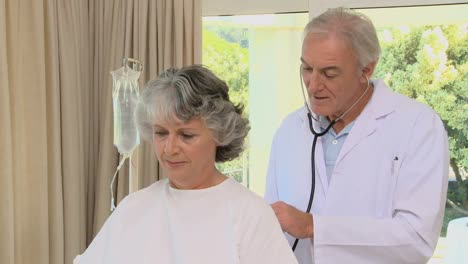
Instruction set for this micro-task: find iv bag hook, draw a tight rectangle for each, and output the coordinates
[123,57,143,72]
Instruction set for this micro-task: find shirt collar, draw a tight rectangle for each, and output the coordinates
[318,115,355,136]
[300,79,397,128]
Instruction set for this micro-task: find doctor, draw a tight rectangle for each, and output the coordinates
[265,7,449,264]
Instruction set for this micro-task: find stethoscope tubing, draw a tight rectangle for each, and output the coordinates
[291,114,335,251]
[291,66,371,252]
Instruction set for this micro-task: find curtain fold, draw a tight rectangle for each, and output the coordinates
[44,2,65,264]
[0,0,201,263]
[0,1,15,263]
[1,0,89,263]
[55,1,90,262]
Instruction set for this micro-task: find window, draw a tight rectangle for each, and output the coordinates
[203,13,309,191]
[203,4,467,261]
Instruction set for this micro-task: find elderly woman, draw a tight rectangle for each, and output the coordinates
[74,65,297,264]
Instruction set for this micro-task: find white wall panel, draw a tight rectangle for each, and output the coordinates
[202,0,308,16]
[203,0,466,16]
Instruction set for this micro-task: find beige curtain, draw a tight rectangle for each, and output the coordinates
[0,0,89,263]
[0,0,201,263]
[88,0,202,241]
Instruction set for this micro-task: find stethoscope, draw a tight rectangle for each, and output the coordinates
[291,65,371,251]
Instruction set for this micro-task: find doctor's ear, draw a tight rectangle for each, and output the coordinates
[361,61,377,83]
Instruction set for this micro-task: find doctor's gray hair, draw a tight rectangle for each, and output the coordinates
[304,7,381,68]
[135,65,250,163]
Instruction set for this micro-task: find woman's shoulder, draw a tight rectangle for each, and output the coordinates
[224,178,274,216]
[113,179,168,214]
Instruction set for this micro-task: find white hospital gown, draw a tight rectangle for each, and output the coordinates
[75,178,297,264]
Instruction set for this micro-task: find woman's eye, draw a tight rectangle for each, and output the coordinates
[154,131,167,137]
[182,134,195,140]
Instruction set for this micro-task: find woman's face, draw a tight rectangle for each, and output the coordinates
[152,117,218,189]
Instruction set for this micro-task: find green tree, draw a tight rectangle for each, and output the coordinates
[374,24,468,234]
[204,22,249,48]
[203,29,249,111]
[203,25,250,183]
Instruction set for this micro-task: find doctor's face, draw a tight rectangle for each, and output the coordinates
[152,117,218,189]
[301,33,366,120]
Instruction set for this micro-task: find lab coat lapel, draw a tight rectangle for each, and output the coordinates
[335,112,377,166]
[311,114,330,195]
[335,80,395,167]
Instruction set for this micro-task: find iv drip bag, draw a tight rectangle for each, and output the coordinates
[111,65,140,156]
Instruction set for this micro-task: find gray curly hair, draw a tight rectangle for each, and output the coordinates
[135,65,250,163]
[305,7,381,68]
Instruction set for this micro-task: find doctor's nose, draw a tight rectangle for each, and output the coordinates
[306,71,324,94]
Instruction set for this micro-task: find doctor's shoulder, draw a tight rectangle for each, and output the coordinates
[273,107,308,139]
[391,91,444,128]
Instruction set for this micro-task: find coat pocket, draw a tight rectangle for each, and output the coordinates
[392,154,401,177]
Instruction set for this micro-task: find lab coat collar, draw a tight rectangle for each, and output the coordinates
[335,79,397,167]
[298,80,397,190]
[365,79,397,120]
[298,79,397,133]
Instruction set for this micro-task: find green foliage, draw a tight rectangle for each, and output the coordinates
[203,24,250,183]
[442,207,467,237]
[374,24,468,217]
[202,30,249,112]
[204,22,249,48]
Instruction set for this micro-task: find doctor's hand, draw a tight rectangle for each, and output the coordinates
[271,201,314,239]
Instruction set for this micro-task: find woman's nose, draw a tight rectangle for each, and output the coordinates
[164,135,179,155]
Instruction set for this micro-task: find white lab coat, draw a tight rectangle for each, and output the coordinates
[265,80,449,264]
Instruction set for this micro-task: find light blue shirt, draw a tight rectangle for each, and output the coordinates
[319,116,355,183]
